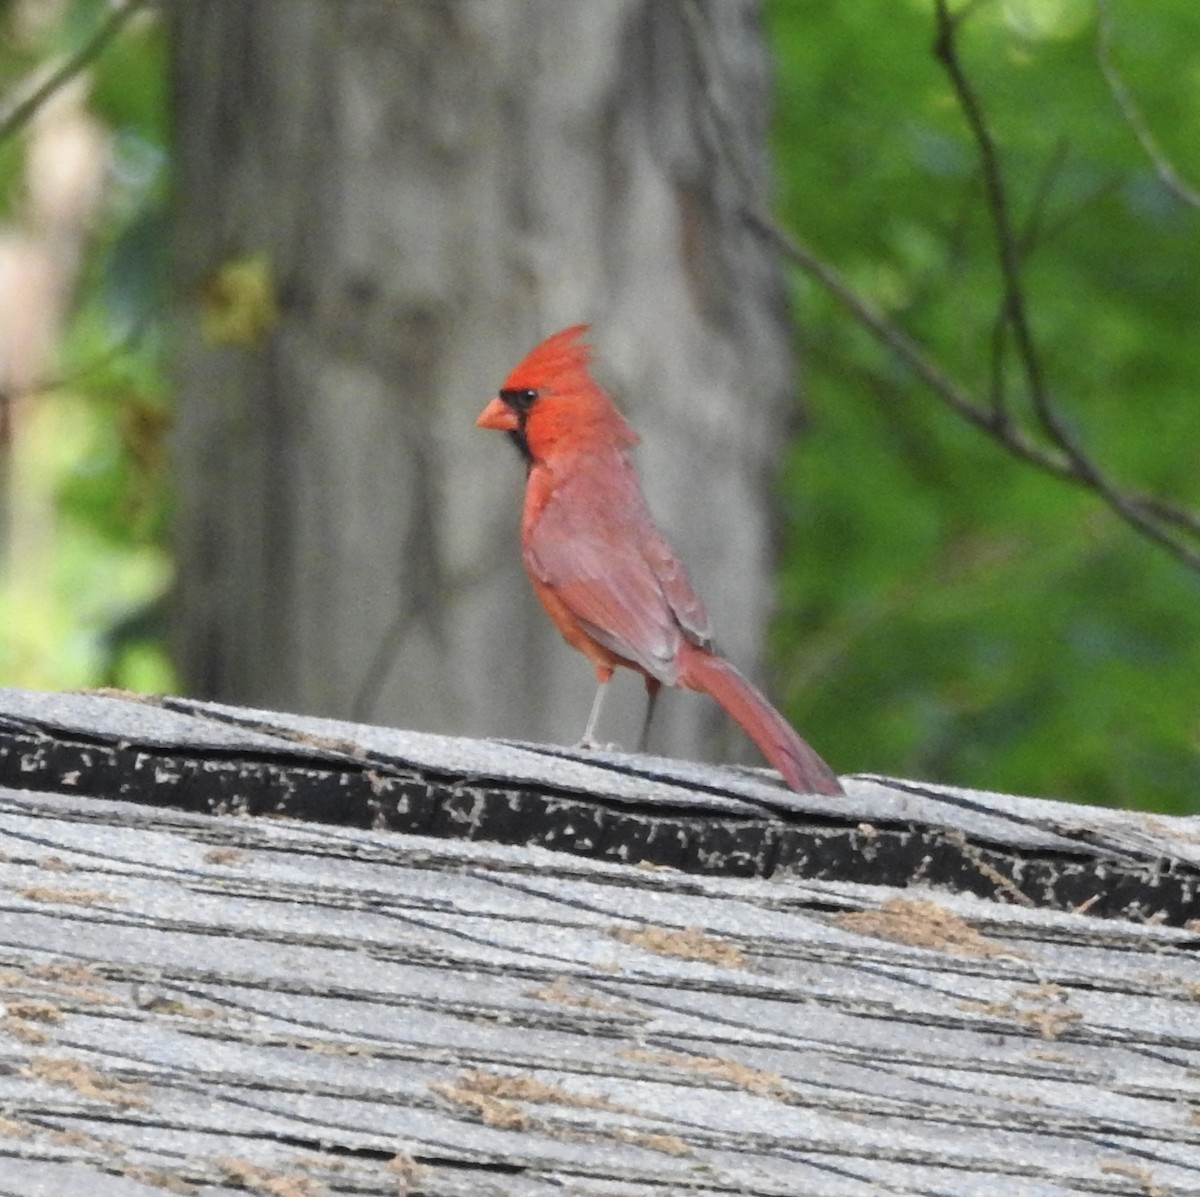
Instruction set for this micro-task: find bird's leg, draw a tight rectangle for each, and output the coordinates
[637,678,661,753]
[574,667,613,750]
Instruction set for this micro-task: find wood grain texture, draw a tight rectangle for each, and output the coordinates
[1,689,1198,1195]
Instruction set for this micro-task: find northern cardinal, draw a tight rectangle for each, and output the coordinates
[476,325,843,796]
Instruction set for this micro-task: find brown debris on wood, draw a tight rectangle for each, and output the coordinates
[23,1054,148,1108]
[608,923,748,967]
[836,896,1019,957]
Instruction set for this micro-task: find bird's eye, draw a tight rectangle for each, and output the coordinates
[499,387,538,413]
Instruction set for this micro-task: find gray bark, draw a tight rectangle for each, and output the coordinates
[170,0,794,766]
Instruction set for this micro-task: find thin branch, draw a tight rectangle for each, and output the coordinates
[1036,176,1122,246]
[986,139,1068,422]
[1019,137,1071,256]
[932,1,1057,440]
[0,0,153,145]
[681,0,1067,467]
[352,605,420,722]
[351,548,509,721]
[933,0,1200,570]
[985,301,1010,423]
[746,210,1078,482]
[1126,492,1200,540]
[675,0,1200,576]
[0,320,153,412]
[1096,0,1200,210]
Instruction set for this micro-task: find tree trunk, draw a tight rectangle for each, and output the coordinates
[170,0,794,767]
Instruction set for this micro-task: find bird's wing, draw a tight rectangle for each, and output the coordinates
[523,456,709,682]
[639,524,713,651]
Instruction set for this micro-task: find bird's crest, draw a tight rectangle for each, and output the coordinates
[502,324,592,394]
[502,324,637,451]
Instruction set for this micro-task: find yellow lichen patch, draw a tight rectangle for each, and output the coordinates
[2,996,62,1043]
[120,1164,197,1195]
[1026,1047,1077,1065]
[301,1039,372,1057]
[620,1048,788,1099]
[1011,984,1084,1039]
[527,974,637,1013]
[3,1015,52,1044]
[457,1068,625,1111]
[432,1068,644,1137]
[431,1068,695,1157]
[836,897,1017,958]
[5,998,63,1023]
[608,923,746,968]
[8,961,121,1006]
[203,847,247,865]
[430,1080,528,1130]
[216,1158,324,1197]
[611,1127,690,1156]
[0,1116,35,1139]
[959,983,1083,1041]
[49,1126,120,1155]
[198,253,280,347]
[388,1154,433,1192]
[139,995,224,1021]
[30,964,98,983]
[16,885,121,907]
[1099,1160,1169,1197]
[24,1054,148,1108]
[28,961,106,985]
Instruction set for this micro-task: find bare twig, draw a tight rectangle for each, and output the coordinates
[986,139,1069,422]
[352,605,420,722]
[1034,176,1122,248]
[933,0,1200,570]
[0,0,154,145]
[1096,0,1200,210]
[985,301,1010,424]
[932,1,1056,440]
[676,0,1200,575]
[0,321,152,412]
[1019,137,1071,256]
[352,547,510,721]
[745,210,1079,482]
[1126,493,1200,540]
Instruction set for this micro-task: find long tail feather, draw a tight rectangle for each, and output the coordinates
[676,644,843,796]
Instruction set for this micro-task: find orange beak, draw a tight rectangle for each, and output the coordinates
[476,395,517,431]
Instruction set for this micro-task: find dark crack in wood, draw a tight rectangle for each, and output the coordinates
[1,725,1197,927]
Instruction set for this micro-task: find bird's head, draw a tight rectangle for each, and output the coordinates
[477,324,637,464]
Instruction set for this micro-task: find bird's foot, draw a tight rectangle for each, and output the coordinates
[573,736,624,753]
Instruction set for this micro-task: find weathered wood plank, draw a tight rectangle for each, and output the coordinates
[3,689,1198,923]
[1,690,1199,1195]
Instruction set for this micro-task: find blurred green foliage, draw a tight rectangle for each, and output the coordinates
[0,0,170,693]
[766,0,1200,811]
[2,0,1197,813]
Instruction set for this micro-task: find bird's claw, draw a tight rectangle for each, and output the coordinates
[573,736,623,753]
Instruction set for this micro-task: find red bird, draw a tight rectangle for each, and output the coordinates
[476,325,843,796]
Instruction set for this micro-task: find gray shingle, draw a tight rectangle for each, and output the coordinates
[0,688,1197,1195]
